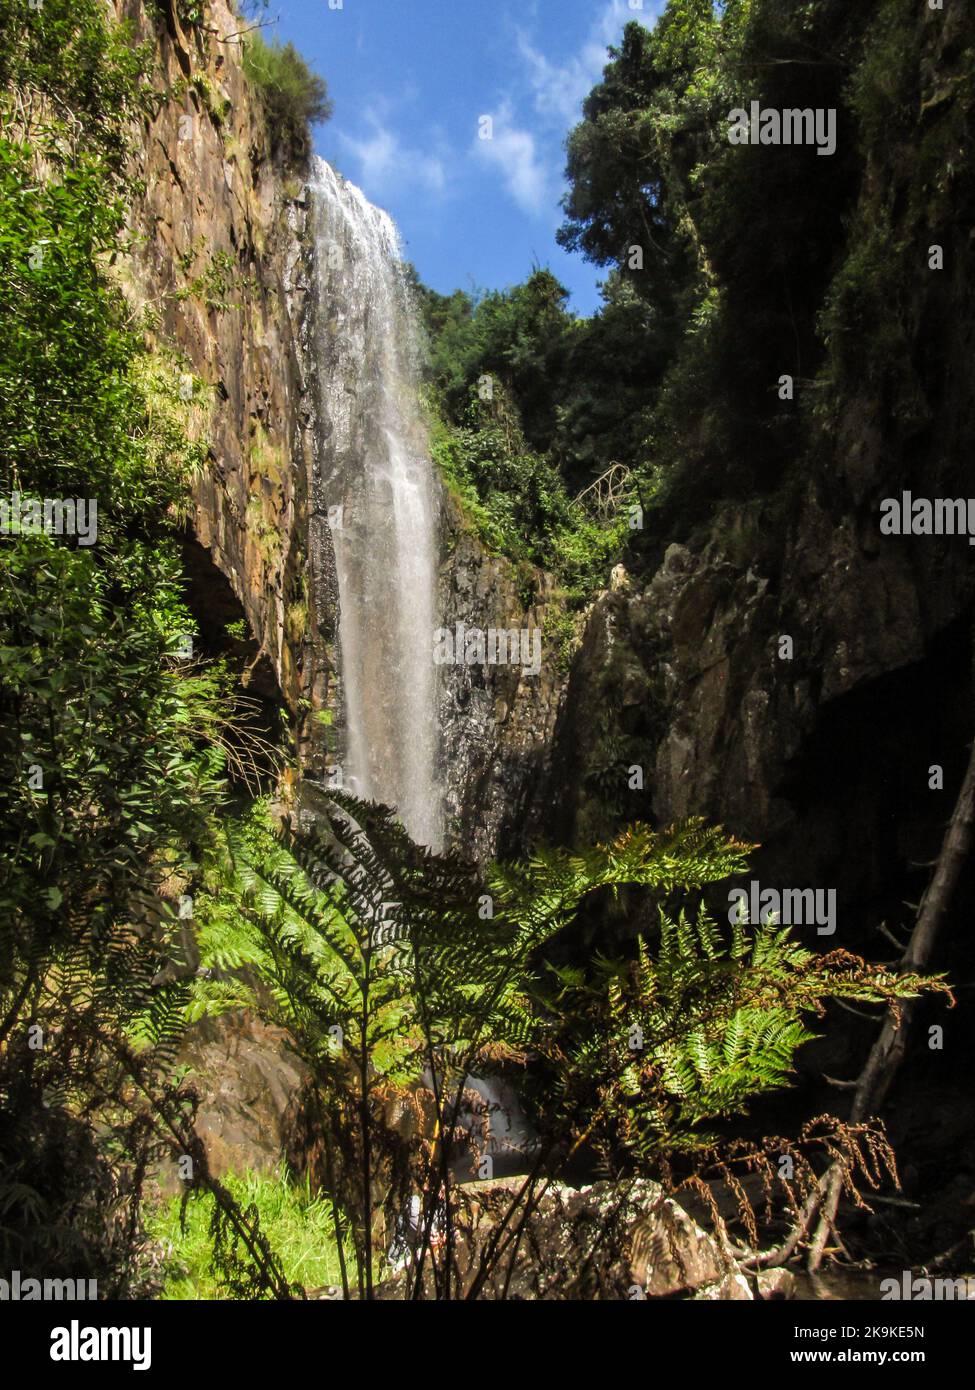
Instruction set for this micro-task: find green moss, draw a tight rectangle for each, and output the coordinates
[245,499,282,571]
[285,600,308,645]
[248,421,286,494]
[542,603,581,675]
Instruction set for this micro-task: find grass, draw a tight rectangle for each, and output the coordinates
[145,1166,347,1299]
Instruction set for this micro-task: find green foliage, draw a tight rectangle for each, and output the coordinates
[0,0,156,173]
[0,0,225,955]
[420,270,572,453]
[193,794,543,1296]
[0,140,193,517]
[0,536,227,942]
[411,193,668,601]
[176,247,258,313]
[242,33,333,166]
[431,404,629,604]
[175,1,207,27]
[552,0,900,536]
[420,0,971,569]
[550,273,668,485]
[817,220,928,432]
[816,0,973,435]
[417,265,663,497]
[147,1167,347,1299]
[541,604,581,676]
[549,886,942,1163]
[192,801,941,1295]
[0,0,289,1297]
[559,14,707,312]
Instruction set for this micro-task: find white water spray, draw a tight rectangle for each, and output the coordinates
[308,159,443,849]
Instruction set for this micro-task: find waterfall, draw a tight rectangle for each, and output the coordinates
[307,159,444,850]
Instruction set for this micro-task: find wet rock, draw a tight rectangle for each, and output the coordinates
[379,1178,750,1301]
[694,1270,754,1300]
[756,1267,796,1300]
[438,494,570,861]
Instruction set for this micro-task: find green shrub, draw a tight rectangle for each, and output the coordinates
[431,405,631,605]
[242,34,332,166]
[0,0,293,1299]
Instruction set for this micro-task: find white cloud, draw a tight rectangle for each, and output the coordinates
[341,112,446,200]
[516,0,661,129]
[515,29,593,127]
[473,103,553,219]
[476,2,647,220]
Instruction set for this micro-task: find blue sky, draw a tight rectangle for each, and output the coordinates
[264,0,666,316]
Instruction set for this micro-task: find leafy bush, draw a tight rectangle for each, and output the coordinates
[242,34,332,166]
[431,400,631,605]
[0,0,289,1296]
[0,0,155,171]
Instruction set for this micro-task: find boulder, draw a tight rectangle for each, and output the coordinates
[379,1177,752,1301]
[156,1012,308,1189]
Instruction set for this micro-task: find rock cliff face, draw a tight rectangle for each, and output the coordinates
[115,0,326,755]
[437,494,569,861]
[537,1,975,935]
[541,482,974,951]
[111,1,328,1178]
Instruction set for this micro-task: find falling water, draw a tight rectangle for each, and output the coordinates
[307,159,444,850]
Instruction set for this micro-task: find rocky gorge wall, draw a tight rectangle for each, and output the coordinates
[103,0,973,1229]
[115,0,973,940]
[535,1,975,933]
[108,0,327,1178]
[114,0,326,761]
[437,492,568,861]
[115,0,559,853]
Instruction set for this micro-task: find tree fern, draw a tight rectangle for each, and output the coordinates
[549,899,945,1165]
[190,800,946,1296]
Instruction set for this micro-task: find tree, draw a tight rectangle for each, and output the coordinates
[557,12,714,319]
